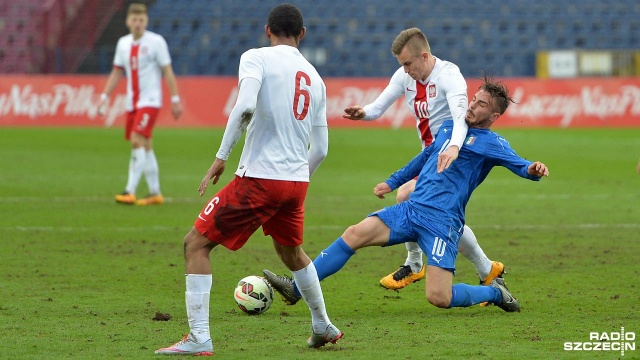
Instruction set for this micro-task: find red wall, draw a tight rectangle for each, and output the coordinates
[1,75,639,128]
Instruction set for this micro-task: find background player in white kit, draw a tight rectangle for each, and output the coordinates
[155,4,341,356]
[98,3,182,206]
[343,28,505,292]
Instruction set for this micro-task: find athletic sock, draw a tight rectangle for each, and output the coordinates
[458,225,492,280]
[144,149,161,195]
[404,241,424,273]
[125,147,146,195]
[291,263,331,334]
[185,274,212,343]
[450,283,501,308]
[293,237,355,297]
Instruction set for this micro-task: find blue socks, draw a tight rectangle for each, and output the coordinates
[293,237,355,296]
[290,237,502,309]
[450,283,502,307]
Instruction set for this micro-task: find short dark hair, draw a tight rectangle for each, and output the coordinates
[479,72,514,115]
[267,3,304,38]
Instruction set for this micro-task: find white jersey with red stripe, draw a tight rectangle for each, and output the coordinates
[113,31,171,111]
[233,45,327,182]
[362,57,468,148]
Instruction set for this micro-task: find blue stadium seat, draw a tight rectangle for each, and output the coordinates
[134,0,640,77]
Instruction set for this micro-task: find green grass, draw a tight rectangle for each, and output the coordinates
[1,127,639,359]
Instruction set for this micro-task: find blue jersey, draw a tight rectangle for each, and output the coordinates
[385,120,541,231]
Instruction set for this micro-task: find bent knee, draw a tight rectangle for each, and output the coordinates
[342,225,358,239]
[183,228,211,254]
[426,292,452,308]
[341,225,367,248]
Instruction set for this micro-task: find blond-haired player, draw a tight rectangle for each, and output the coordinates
[99,3,182,206]
[343,28,506,292]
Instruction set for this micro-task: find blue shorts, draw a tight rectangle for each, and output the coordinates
[370,202,462,272]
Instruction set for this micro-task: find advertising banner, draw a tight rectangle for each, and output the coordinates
[1,75,639,128]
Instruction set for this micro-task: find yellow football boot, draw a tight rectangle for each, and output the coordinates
[380,264,426,290]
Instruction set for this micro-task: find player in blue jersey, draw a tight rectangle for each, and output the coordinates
[264,75,549,312]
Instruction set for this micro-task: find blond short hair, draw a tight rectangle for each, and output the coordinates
[127,3,147,16]
[391,27,431,57]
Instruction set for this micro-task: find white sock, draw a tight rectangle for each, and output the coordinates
[143,149,161,195]
[185,274,212,343]
[458,225,492,280]
[292,263,330,334]
[125,147,146,195]
[404,242,423,273]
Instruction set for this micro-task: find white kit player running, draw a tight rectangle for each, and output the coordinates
[98,3,182,206]
[343,28,506,293]
[156,4,341,356]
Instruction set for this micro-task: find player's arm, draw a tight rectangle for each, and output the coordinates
[198,77,260,196]
[310,87,329,176]
[343,68,404,121]
[98,67,124,116]
[375,146,433,199]
[489,138,549,180]
[437,73,469,173]
[309,125,328,177]
[162,64,183,120]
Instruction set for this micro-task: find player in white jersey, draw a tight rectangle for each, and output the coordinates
[155,4,341,356]
[343,28,505,293]
[98,3,182,206]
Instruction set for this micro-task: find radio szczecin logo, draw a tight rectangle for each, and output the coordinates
[564,327,636,356]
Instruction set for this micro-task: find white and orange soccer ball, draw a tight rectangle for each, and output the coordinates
[233,275,274,315]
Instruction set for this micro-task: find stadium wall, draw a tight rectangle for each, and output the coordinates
[1,76,639,128]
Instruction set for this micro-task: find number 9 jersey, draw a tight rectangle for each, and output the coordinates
[234,45,327,182]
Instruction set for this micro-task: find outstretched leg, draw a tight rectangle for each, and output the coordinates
[264,216,391,304]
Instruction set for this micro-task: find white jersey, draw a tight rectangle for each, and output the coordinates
[113,31,171,111]
[363,57,468,148]
[234,45,327,182]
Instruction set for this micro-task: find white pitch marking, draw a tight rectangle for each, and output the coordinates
[3,223,639,232]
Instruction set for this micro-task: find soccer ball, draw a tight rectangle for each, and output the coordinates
[233,275,274,315]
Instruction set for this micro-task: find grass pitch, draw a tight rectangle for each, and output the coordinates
[0,126,639,359]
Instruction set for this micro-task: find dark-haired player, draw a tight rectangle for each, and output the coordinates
[265,76,549,314]
[155,3,341,356]
[342,28,505,292]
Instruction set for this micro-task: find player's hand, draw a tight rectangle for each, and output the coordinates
[528,161,549,177]
[171,102,183,120]
[437,146,459,173]
[342,105,366,120]
[374,182,392,199]
[198,158,226,196]
[97,99,108,117]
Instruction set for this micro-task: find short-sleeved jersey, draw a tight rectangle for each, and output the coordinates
[234,45,327,182]
[385,120,540,231]
[363,57,467,148]
[113,31,171,111]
